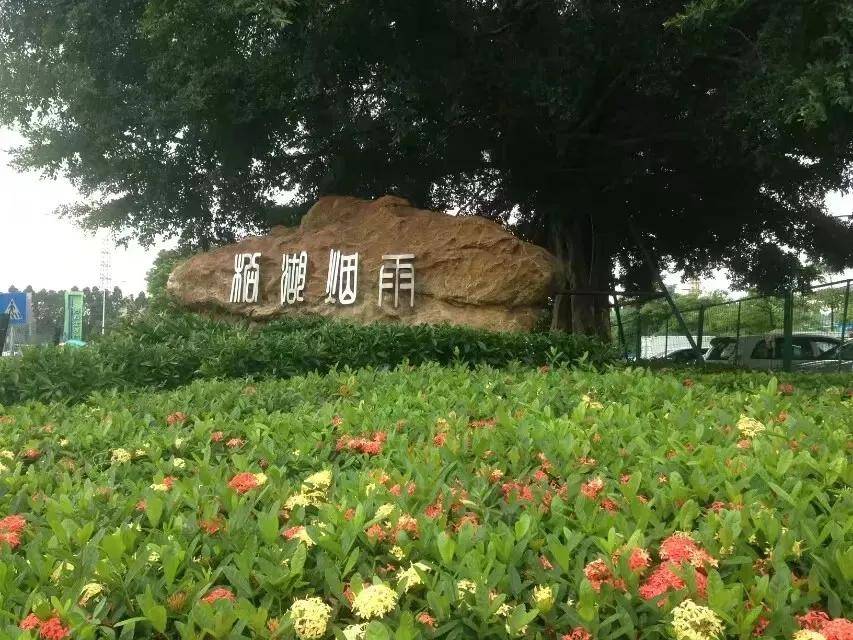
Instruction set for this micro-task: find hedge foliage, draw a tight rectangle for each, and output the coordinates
[0,313,614,405]
[0,365,850,639]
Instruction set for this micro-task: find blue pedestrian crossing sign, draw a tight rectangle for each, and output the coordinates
[0,292,28,326]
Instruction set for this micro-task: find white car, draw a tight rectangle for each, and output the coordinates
[704,333,840,370]
[794,341,853,373]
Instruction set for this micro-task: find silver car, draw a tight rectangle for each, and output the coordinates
[794,341,853,373]
[704,333,840,370]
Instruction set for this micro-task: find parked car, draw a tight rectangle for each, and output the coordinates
[704,333,840,369]
[794,341,853,372]
[660,347,708,363]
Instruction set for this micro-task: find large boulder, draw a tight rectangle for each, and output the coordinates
[167,195,557,331]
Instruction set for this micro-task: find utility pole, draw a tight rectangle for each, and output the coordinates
[98,237,113,335]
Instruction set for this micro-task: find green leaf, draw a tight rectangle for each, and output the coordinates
[145,496,163,528]
[514,513,531,540]
[436,531,456,565]
[365,621,391,640]
[102,530,125,564]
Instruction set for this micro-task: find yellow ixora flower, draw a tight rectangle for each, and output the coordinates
[581,394,604,410]
[172,457,186,469]
[79,582,105,605]
[793,631,826,640]
[390,545,406,561]
[254,472,267,486]
[342,624,368,640]
[303,469,332,491]
[736,415,765,439]
[457,579,477,599]
[111,448,132,464]
[0,450,15,460]
[351,583,398,620]
[397,562,429,592]
[288,597,332,640]
[532,584,555,613]
[374,503,395,521]
[671,599,724,640]
[50,561,75,583]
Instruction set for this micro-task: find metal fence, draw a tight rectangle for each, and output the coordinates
[611,279,851,372]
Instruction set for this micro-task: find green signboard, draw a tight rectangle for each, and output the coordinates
[64,292,85,342]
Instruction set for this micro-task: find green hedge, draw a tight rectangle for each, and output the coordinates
[0,313,614,405]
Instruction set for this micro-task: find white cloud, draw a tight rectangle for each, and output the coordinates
[0,127,170,294]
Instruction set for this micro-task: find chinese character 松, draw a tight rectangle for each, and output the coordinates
[229,252,261,304]
[280,251,308,305]
[378,254,415,308]
[325,249,358,305]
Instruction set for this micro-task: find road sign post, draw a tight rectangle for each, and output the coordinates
[64,291,85,342]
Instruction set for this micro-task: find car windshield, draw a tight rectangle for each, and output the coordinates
[818,342,853,360]
[707,338,736,360]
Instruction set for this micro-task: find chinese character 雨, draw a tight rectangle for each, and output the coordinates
[229,252,261,303]
[280,251,308,305]
[325,249,358,305]
[378,254,415,308]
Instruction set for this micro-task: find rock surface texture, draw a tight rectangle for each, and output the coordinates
[168,195,557,331]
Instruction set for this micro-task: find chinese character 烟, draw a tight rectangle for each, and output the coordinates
[280,251,308,305]
[325,249,358,305]
[378,254,415,308]
[229,252,262,303]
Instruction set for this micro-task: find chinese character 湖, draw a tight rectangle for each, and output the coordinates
[229,252,261,303]
[280,251,308,305]
[378,254,415,308]
[325,249,358,305]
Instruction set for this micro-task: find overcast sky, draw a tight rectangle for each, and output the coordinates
[1,126,851,295]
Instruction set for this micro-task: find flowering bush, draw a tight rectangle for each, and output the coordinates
[0,365,850,638]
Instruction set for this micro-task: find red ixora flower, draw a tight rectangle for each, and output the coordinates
[19,614,41,631]
[798,610,831,631]
[335,432,385,456]
[778,382,794,395]
[38,616,70,640]
[417,612,437,628]
[583,559,625,592]
[638,562,708,604]
[202,587,236,604]
[600,497,619,512]
[433,432,447,447]
[283,525,308,540]
[424,497,444,519]
[581,477,605,499]
[226,438,245,449]
[0,514,26,548]
[211,431,224,443]
[228,472,259,494]
[200,518,224,534]
[659,532,717,568]
[23,448,41,461]
[821,618,853,640]
[682,378,694,388]
[562,627,592,640]
[166,411,188,426]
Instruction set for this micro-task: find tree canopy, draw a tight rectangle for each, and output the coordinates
[1,0,852,333]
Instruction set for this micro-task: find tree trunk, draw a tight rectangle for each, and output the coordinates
[549,215,612,339]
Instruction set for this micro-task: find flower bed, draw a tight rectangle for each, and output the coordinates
[0,365,850,639]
